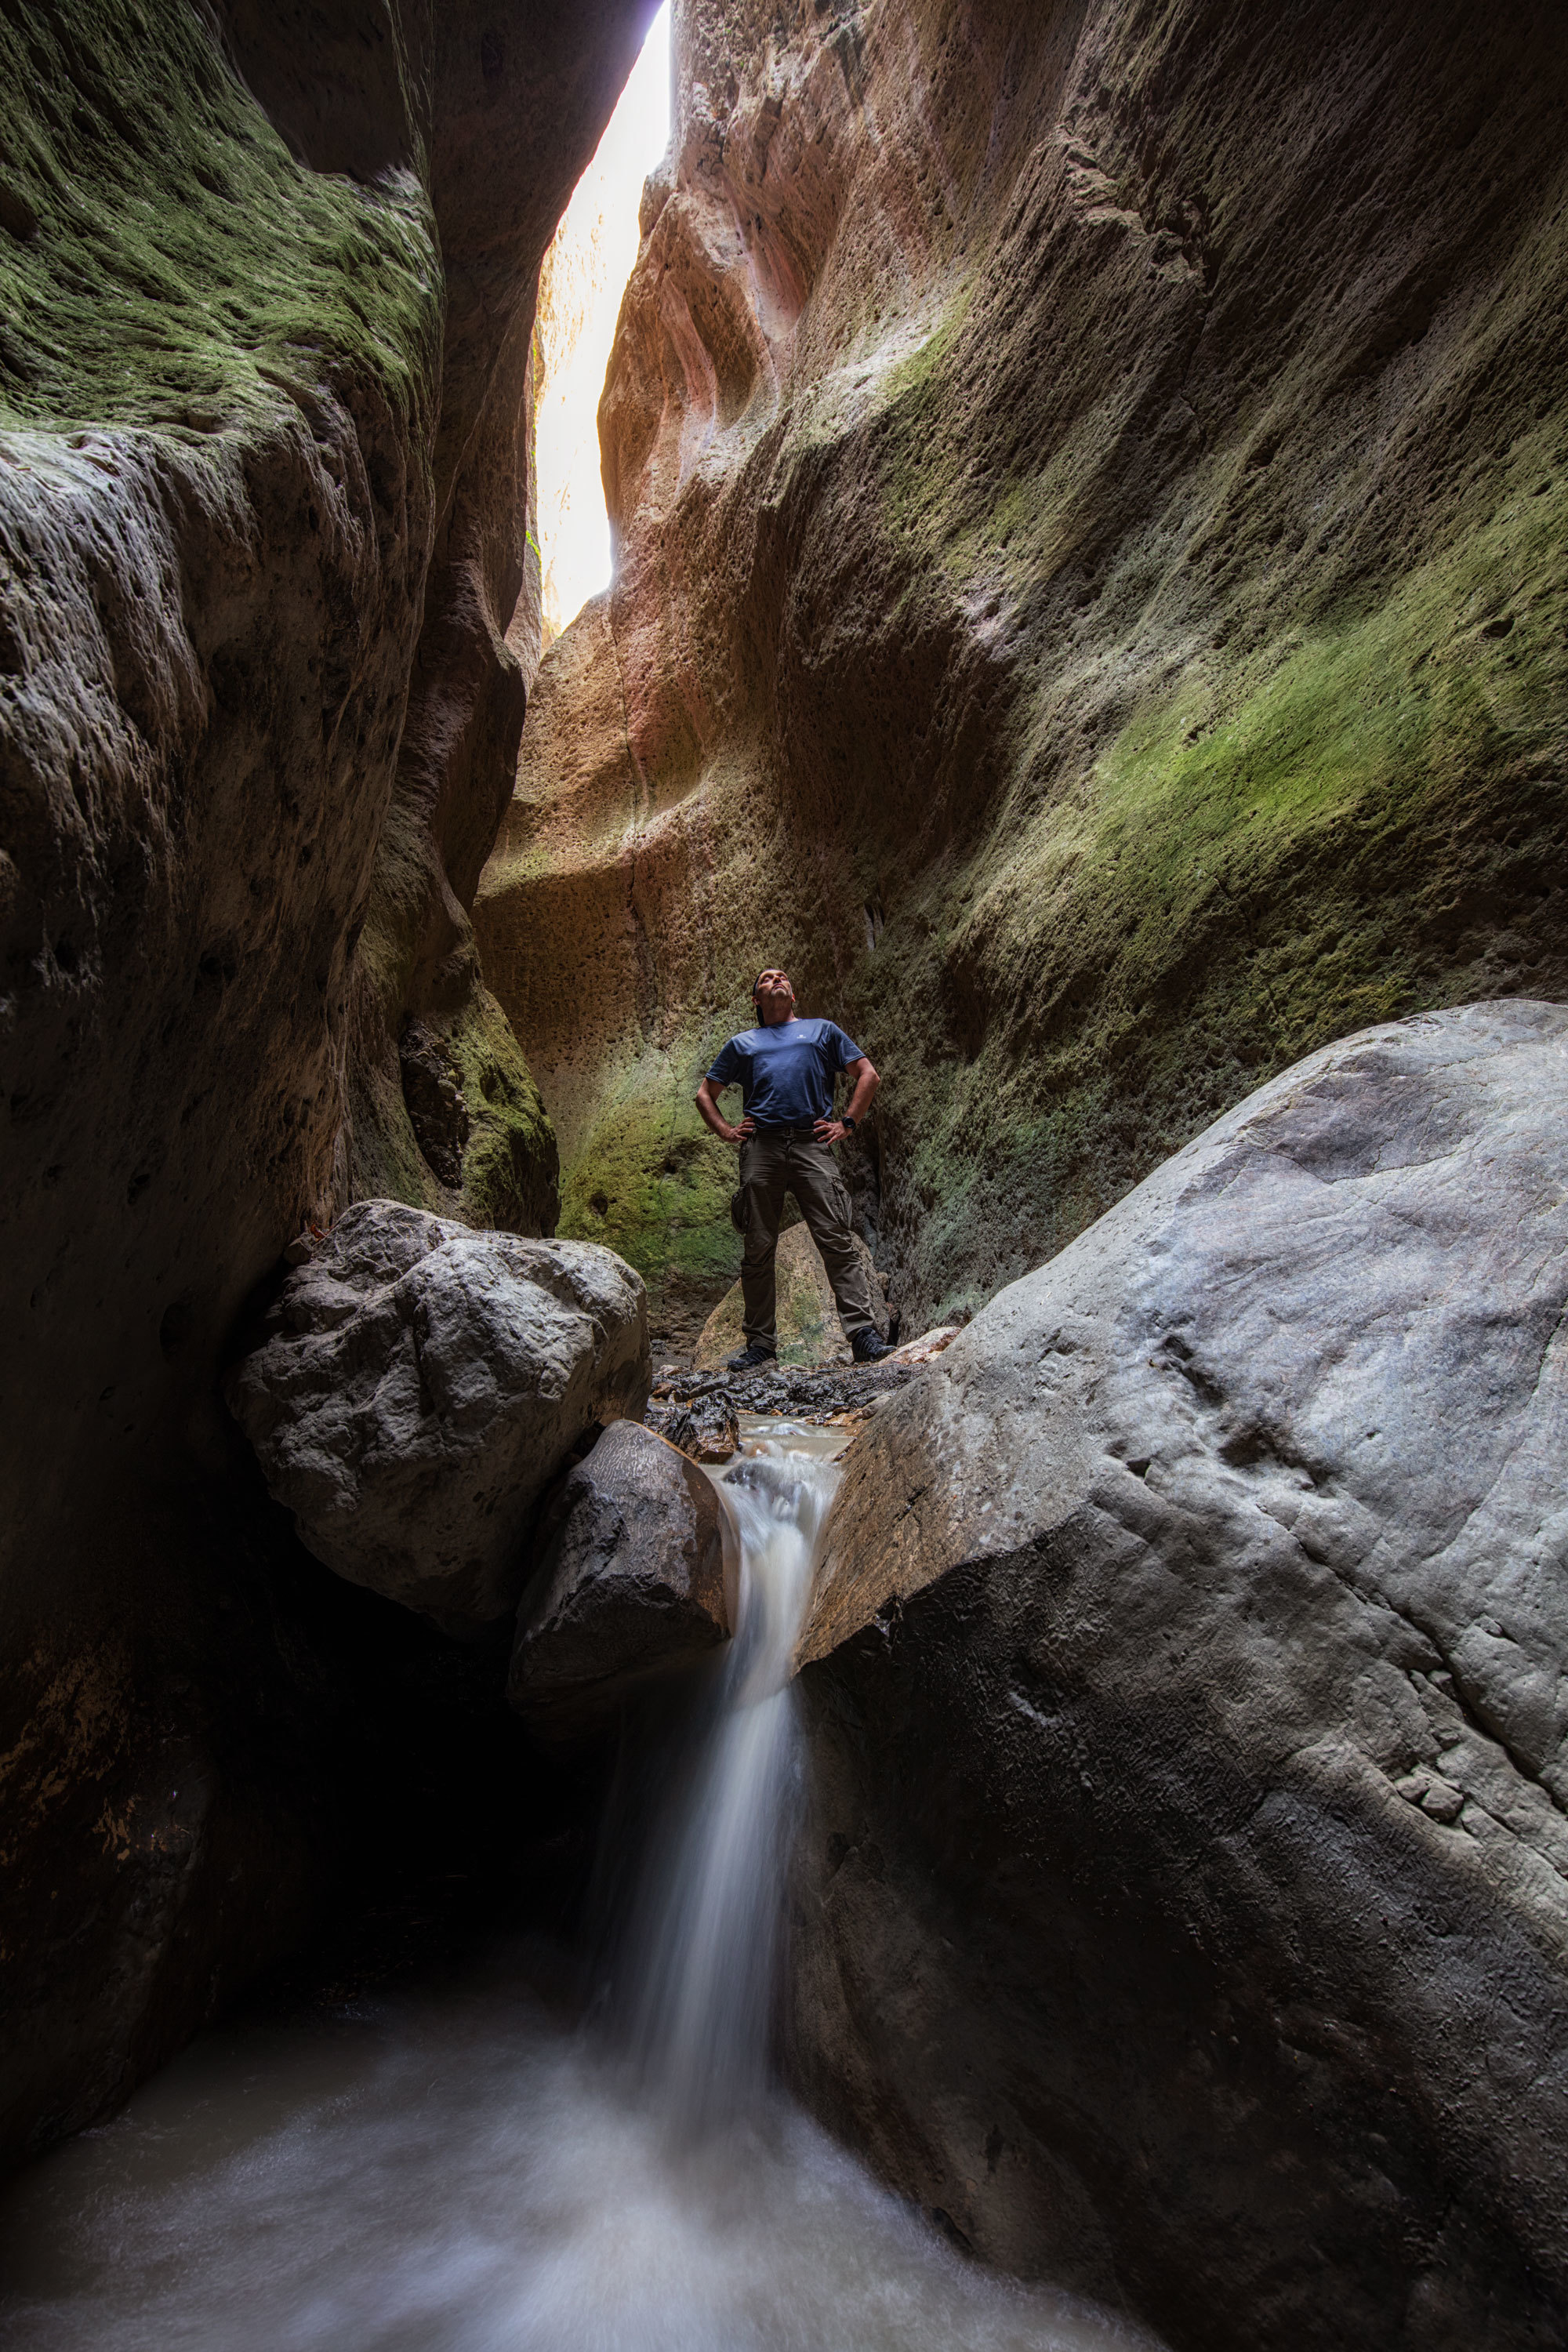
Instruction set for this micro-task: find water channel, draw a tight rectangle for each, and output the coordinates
[0,1423,1156,2352]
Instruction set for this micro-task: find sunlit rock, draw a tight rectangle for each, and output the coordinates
[510,1418,732,1744]
[694,1224,890,1369]
[476,0,1568,1358]
[793,1000,1568,2352]
[226,1200,650,1624]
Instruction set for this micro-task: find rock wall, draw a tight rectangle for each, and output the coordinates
[793,1001,1568,2352]
[0,0,655,2167]
[475,0,1568,1345]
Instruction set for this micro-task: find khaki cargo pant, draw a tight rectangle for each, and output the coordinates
[739,1126,877,1348]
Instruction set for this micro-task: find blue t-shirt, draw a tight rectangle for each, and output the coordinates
[706,1018,864,1127]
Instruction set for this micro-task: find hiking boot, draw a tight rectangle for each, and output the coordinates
[851,1327,894,1364]
[727,1341,777,1371]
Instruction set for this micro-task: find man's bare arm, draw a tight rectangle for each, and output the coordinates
[695,1075,753,1145]
[814,1056,879,1147]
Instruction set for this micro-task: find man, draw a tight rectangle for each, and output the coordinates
[695,967,892,1371]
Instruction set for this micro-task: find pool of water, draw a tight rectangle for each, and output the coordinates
[0,1421,1161,2352]
[0,1952,1154,2352]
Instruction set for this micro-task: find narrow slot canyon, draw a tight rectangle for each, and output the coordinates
[2,4,1568,2349]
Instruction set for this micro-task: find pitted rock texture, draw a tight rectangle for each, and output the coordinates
[510,1418,731,1745]
[226,1202,650,1624]
[397,1018,474,1189]
[0,0,655,2165]
[791,1000,1568,2352]
[476,0,1568,1345]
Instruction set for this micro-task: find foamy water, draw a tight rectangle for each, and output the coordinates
[0,1427,1160,2352]
[0,1962,1152,2352]
[619,1442,838,2130]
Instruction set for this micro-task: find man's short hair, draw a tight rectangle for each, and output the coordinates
[751,967,793,1000]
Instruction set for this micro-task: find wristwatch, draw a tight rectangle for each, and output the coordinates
[842,1114,857,1131]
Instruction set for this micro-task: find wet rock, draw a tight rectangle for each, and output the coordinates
[651,1362,913,1429]
[652,1392,741,1464]
[0,0,659,2166]
[793,1003,1568,2352]
[226,1200,649,1624]
[694,1224,890,1370]
[510,1419,731,1745]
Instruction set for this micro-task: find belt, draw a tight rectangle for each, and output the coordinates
[748,1123,821,1135]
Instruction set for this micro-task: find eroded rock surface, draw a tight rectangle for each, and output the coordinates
[477,0,1568,1345]
[226,1202,649,1623]
[792,1000,1568,2352]
[0,0,654,2165]
[510,1418,731,1745]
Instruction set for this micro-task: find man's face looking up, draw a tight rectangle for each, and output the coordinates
[753,969,795,1025]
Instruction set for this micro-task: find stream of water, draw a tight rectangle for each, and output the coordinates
[617,1437,837,2133]
[0,1426,1156,2352]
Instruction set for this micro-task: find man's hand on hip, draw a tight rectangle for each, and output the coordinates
[812,1118,850,1147]
[724,1115,757,1145]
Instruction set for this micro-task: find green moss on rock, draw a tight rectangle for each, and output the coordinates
[347,985,560,1237]
[480,0,1568,1347]
[557,1060,742,1299]
[0,0,438,438]
[454,989,560,1236]
[851,464,1568,1320]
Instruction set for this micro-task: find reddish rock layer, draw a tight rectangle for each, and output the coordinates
[477,0,1568,1347]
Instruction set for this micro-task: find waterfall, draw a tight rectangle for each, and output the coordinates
[0,1423,1159,2349]
[617,1442,841,2131]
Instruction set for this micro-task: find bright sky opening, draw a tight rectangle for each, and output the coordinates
[534,5,672,641]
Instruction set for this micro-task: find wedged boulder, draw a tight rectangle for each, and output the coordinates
[694,1224,890,1369]
[225,1200,649,1623]
[510,1420,732,1745]
[793,1002,1568,2352]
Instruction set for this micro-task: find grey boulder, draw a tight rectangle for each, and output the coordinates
[510,1419,733,1744]
[225,1200,649,1622]
[793,1000,1568,2352]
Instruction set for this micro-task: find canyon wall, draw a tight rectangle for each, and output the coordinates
[0,0,653,2166]
[796,1000,1568,2352]
[476,0,1568,1348]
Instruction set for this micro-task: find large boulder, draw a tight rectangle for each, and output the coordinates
[694,1223,890,1370]
[793,1001,1568,2352]
[226,1200,649,1623]
[510,1419,732,1745]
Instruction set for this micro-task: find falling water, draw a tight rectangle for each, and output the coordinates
[619,1439,840,2129]
[0,1422,1163,2352]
